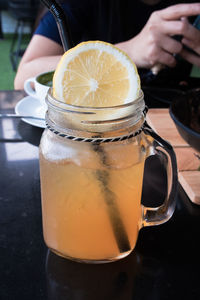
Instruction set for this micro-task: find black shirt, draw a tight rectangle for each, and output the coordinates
[35,0,198,46]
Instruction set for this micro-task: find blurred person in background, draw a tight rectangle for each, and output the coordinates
[14,0,200,90]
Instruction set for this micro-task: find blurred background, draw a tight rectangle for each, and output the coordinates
[0,0,43,90]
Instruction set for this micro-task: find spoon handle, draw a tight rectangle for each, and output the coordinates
[0,114,45,120]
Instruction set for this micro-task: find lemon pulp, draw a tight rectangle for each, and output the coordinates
[53,41,140,107]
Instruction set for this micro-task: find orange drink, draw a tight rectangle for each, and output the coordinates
[39,41,177,263]
[40,139,146,261]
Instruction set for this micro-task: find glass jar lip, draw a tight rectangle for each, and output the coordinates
[46,88,144,111]
[46,87,146,134]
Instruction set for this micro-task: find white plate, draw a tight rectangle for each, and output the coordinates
[15,96,46,128]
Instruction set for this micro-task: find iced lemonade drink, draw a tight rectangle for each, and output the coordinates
[39,41,149,262]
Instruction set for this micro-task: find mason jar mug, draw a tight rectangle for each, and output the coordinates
[39,89,177,263]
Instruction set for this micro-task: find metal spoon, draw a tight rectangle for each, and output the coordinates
[0,113,45,121]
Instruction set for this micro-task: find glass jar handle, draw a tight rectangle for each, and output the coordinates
[142,124,178,227]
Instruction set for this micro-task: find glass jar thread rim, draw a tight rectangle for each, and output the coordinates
[45,88,146,136]
[46,88,144,112]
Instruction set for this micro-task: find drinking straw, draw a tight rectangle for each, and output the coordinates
[94,146,131,253]
[41,0,131,253]
[41,0,74,51]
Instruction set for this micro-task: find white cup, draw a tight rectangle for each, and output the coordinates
[24,71,54,107]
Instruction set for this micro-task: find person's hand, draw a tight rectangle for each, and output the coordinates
[179,17,200,67]
[116,3,200,69]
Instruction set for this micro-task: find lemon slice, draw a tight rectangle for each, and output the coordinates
[53,41,140,107]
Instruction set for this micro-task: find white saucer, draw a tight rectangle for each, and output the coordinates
[15,96,46,128]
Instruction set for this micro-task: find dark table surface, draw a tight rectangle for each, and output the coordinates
[1,90,200,300]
